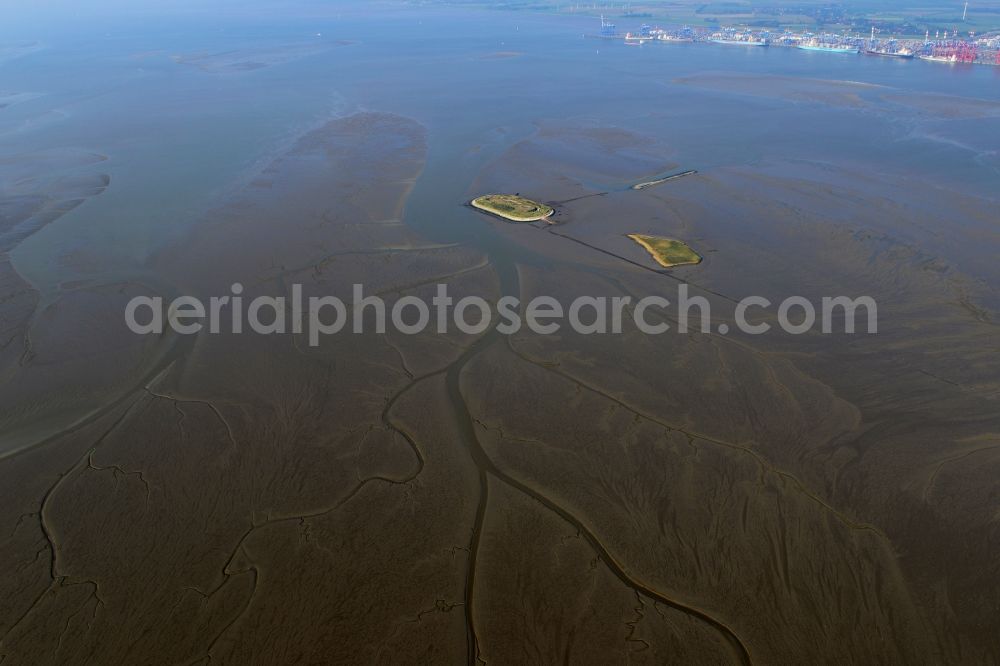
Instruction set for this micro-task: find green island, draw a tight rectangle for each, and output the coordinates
[471,194,553,222]
[627,234,702,268]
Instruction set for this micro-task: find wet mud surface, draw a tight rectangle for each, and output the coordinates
[1,90,999,665]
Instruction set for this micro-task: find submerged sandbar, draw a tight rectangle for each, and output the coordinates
[632,169,698,190]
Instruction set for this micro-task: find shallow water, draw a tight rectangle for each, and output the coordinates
[3,3,998,295]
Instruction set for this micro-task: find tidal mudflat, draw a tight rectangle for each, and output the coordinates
[459,111,1000,663]
[1,5,999,664]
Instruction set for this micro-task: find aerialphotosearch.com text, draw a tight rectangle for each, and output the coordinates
[125,283,878,345]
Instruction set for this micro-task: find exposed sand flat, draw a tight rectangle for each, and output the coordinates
[459,121,1000,662]
[1,98,1000,665]
[474,481,737,663]
[0,152,115,457]
[0,113,501,663]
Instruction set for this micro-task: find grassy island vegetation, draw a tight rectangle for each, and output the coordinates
[627,234,702,268]
[471,194,553,222]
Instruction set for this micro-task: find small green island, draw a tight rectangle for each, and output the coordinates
[471,194,553,222]
[627,234,702,268]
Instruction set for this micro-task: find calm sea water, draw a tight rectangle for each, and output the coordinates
[2,2,998,294]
